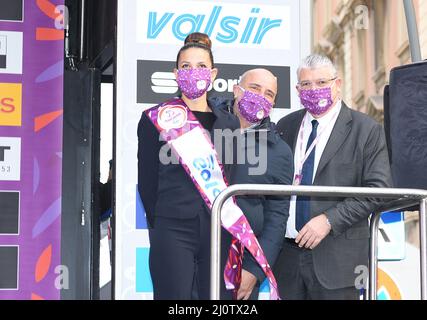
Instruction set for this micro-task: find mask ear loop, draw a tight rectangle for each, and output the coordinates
[329,79,338,103]
[237,85,246,93]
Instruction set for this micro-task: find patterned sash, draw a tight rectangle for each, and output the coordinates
[146,98,280,299]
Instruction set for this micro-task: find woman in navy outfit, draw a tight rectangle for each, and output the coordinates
[137,33,239,300]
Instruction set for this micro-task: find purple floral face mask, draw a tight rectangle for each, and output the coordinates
[237,87,273,124]
[299,85,335,116]
[176,68,212,100]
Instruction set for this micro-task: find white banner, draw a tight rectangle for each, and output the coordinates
[137,0,290,50]
[116,0,311,300]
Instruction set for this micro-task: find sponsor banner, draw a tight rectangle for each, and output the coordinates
[137,0,290,50]
[0,83,22,126]
[0,0,64,300]
[378,212,405,261]
[117,0,311,299]
[137,60,291,108]
[0,31,23,74]
[0,246,19,290]
[0,0,23,22]
[0,191,19,235]
[0,35,6,68]
[0,137,21,181]
[378,243,421,300]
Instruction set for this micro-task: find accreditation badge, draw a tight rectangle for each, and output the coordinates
[293,174,302,186]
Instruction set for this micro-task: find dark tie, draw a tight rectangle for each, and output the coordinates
[296,120,319,231]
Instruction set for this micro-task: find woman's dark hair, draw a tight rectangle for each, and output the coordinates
[176,32,214,68]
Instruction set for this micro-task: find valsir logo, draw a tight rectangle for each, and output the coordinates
[137,1,290,49]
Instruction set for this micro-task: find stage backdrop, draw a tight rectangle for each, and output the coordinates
[0,0,64,300]
[116,0,311,299]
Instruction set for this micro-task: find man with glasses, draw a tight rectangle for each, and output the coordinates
[273,54,392,300]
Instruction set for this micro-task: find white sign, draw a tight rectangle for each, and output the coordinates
[0,32,23,74]
[116,0,311,300]
[0,137,21,181]
[0,36,6,55]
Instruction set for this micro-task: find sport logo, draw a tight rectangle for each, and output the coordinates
[157,105,188,131]
[151,71,237,95]
[0,137,21,181]
[151,72,177,94]
[137,60,291,109]
[137,1,290,49]
[0,146,11,161]
[0,31,23,75]
[193,154,222,199]
[0,36,6,69]
[0,83,22,126]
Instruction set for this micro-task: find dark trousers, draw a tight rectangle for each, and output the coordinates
[148,210,232,300]
[273,239,360,300]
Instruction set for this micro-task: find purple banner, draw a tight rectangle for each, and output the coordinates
[0,0,64,300]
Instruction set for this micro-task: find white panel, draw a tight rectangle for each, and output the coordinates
[116,0,312,300]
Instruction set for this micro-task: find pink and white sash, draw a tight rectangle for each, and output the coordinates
[146,98,280,300]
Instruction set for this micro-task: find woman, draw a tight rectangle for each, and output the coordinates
[137,33,239,299]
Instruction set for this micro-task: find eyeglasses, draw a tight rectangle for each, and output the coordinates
[297,77,337,90]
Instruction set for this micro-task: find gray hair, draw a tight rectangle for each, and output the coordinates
[297,54,338,79]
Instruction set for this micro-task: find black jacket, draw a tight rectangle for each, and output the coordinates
[213,96,294,283]
[137,98,240,228]
[231,118,294,282]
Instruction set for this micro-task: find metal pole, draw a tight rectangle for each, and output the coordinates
[420,199,427,299]
[210,195,226,300]
[403,0,422,62]
[210,185,427,300]
[80,0,86,61]
[369,213,381,300]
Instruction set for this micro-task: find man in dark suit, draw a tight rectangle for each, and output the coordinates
[273,54,392,300]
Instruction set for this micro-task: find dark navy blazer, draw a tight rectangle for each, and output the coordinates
[214,98,294,282]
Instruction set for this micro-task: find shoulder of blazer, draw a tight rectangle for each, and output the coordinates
[343,102,379,128]
[276,109,306,133]
[208,97,240,130]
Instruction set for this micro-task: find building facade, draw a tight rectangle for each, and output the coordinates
[312,0,427,123]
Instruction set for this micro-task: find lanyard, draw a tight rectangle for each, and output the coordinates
[294,109,340,185]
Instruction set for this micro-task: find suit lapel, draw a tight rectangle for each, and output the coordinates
[290,110,306,153]
[314,103,352,181]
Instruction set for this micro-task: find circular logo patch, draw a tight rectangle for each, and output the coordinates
[256,110,265,120]
[318,99,328,108]
[197,80,207,90]
[157,105,188,130]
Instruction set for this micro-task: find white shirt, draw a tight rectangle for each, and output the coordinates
[285,100,342,239]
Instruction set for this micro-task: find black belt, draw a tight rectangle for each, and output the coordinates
[284,237,300,248]
[284,238,312,251]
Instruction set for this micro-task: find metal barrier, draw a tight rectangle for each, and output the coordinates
[210,185,427,300]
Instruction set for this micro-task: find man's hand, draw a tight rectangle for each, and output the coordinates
[237,269,257,300]
[296,214,331,249]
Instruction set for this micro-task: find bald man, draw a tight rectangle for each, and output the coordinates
[219,69,294,299]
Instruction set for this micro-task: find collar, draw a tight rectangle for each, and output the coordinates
[241,117,279,144]
[306,100,342,127]
[241,122,262,133]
